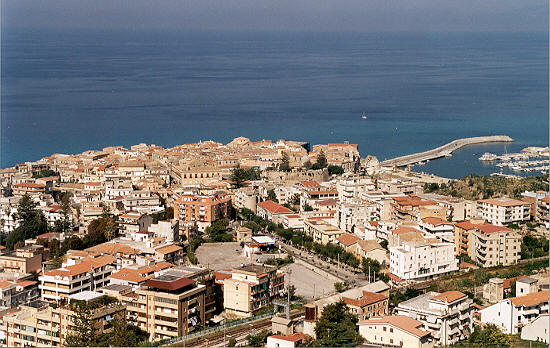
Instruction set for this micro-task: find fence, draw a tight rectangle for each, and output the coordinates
[159,311,275,346]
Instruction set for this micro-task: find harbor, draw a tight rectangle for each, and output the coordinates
[380,135,514,168]
[479,146,549,175]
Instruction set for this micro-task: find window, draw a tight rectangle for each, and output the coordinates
[383,327,386,331]
[390,328,393,333]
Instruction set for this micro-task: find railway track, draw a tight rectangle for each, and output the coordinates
[168,311,304,347]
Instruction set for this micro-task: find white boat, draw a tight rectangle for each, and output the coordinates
[362,113,367,119]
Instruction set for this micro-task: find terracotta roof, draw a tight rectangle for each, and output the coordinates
[109,269,150,283]
[317,198,338,206]
[367,221,379,227]
[343,291,387,307]
[0,281,14,289]
[459,262,476,269]
[155,244,183,254]
[388,273,405,283]
[359,315,431,338]
[269,333,310,343]
[257,200,293,214]
[301,181,321,188]
[336,233,361,247]
[86,242,140,255]
[510,290,549,307]
[503,276,528,290]
[14,183,45,188]
[479,198,530,207]
[476,224,512,234]
[16,280,37,288]
[432,291,467,303]
[422,217,451,226]
[454,221,479,230]
[393,195,437,207]
[357,239,385,253]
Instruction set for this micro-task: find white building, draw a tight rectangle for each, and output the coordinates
[477,197,531,226]
[358,315,434,348]
[520,314,549,343]
[389,238,458,281]
[396,291,474,346]
[480,290,549,334]
[335,174,374,202]
[418,217,454,243]
[337,200,378,233]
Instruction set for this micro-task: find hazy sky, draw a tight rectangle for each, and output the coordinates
[1,0,548,32]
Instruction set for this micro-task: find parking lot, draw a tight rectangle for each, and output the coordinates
[281,263,337,301]
[195,242,249,270]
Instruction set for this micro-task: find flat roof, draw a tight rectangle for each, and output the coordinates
[69,290,105,302]
[143,275,195,291]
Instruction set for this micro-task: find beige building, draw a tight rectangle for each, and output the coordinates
[0,245,46,275]
[453,219,485,256]
[470,224,521,267]
[358,315,434,348]
[223,264,285,318]
[303,219,345,245]
[125,273,206,341]
[0,293,125,347]
[477,197,531,226]
[342,290,388,320]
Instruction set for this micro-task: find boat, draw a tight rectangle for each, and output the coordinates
[362,113,367,119]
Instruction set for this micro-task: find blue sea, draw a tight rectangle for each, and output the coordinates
[1,29,548,178]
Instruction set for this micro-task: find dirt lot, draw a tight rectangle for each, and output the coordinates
[195,242,249,270]
[281,263,337,301]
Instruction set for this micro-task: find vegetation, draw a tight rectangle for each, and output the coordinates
[312,150,328,170]
[468,324,510,347]
[520,235,549,259]
[334,282,348,293]
[264,255,294,268]
[328,165,344,175]
[361,257,389,282]
[313,300,362,346]
[303,203,314,211]
[205,218,233,242]
[279,152,291,172]
[151,207,174,224]
[246,329,272,347]
[32,169,59,178]
[423,174,548,200]
[6,194,48,250]
[187,234,204,265]
[230,166,261,188]
[267,189,278,203]
[227,338,237,347]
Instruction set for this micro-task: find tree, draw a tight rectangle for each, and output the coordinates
[231,165,249,189]
[314,301,362,346]
[267,189,278,203]
[205,218,232,242]
[328,165,344,175]
[469,324,510,347]
[280,151,291,172]
[86,217,117,246]
[64,302,95,346]
[228,338,237,347]
[362,257,383,282]
[246,329,271,347]
[334,282,346,293]
[315,150,327,169]
[303,160,312,170]
[6,194,48,250]
[98,312,148,347]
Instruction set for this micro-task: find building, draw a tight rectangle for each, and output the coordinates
[396,291,474,345]
[391,195,440,223]
[256,200,294,224]
[453,219,485,256]
[477,197,531,226]
[234,187,258,214]
[39,255,115,303]
[358,315,434,348]
[520,314,549,343]
[389,238,458,281]
[483,278,504,303]
[0,280,39,309]
[418,217,454,243]
[516,277,539,296]
[355,240,387,265]
[223,264,285,318]
[174,192,231,232]
[342,290,388,320]
[470,224,521,267]
[0,294,125,347]
[126,273,206,341]
[303,219,345,245]
[266,332,311,348]
[0,245,46,275]
[480,290,549,334]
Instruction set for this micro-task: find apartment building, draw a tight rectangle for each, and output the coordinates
[234,187,258,213]
[396,291,474,346]
[389,237,458,281]
[418,217,454,243]
[122,190,162,214]
[391,195,439,223]
[223,264,285,318]
[358,315,434,348]
[0,245,46,275]
[337,200,378,232]
[480,290,549,334]
[0,294,125,347]
[0,280,39,309]
[537,195,549,228]
[125,274,206,341]
[453,219,485,256]
[335,174,374,201]
[470,224,521,267]
[174,192,231,232]
[477,197,531,226]
[39,255,115,303]
[342,290,388,320]
[118,211,152,235]
[303,219,346,245]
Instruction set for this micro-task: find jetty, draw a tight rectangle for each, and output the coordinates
[380,135,514,168]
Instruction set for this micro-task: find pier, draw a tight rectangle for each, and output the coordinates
[380,135,514,168]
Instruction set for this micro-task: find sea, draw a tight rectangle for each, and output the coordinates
[1,29,548,179]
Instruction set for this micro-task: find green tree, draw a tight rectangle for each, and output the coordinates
[280,151,291,172]
[6,194,48,249]
[314,150,327,169]
[205,218,232,242]
[64,302,95,346]
[246,329,271,347]
[362,257,383,281]
[314,301,362,346]
[231,165,249,188]
[303,160,312,170]
[334,282,346,293]
[469,324,510,347]
[86,217,117,246]
[228,338,237,347]
[328,165,344,175]
[267,189,278,203]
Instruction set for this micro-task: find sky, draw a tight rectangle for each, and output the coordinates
[1,0,548,33]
